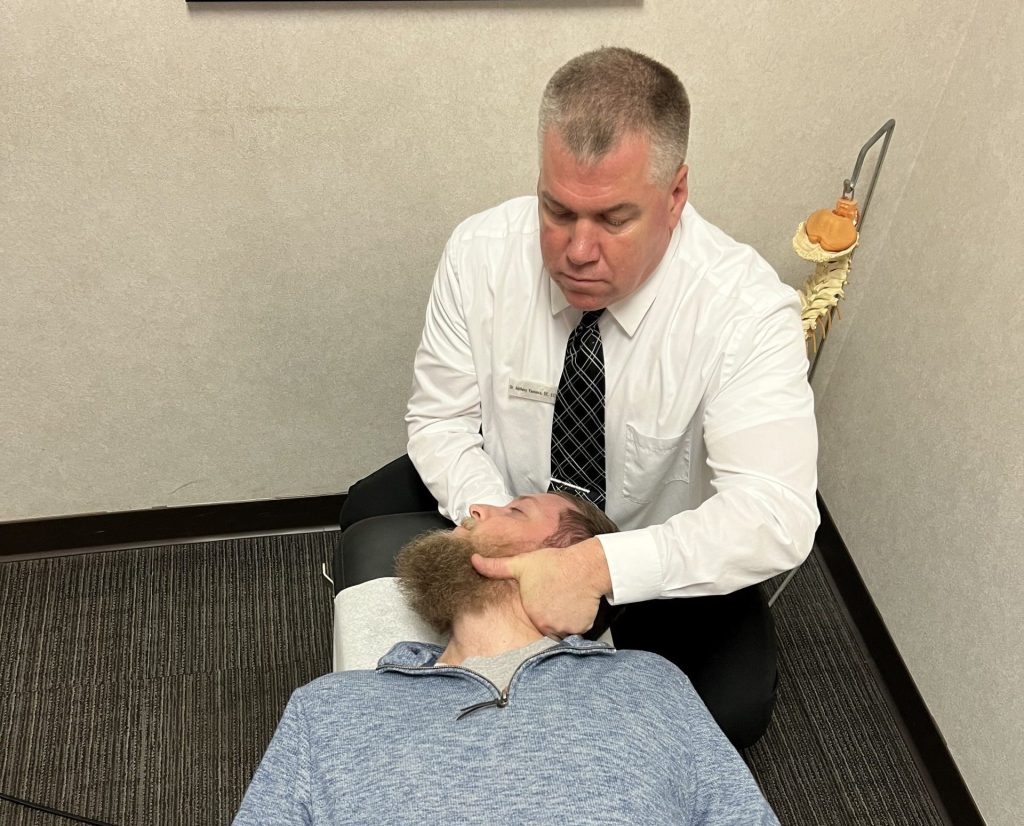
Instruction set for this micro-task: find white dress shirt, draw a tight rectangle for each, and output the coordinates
[406,196,819,603]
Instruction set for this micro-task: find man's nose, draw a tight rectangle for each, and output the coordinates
[567,220,600,266]
[469,504,495,521]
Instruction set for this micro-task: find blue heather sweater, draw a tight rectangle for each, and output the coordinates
[234,637,779,825]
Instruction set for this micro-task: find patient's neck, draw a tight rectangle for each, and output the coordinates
[437,591,544,666]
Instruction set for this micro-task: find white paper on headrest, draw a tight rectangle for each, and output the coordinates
[332,577,446,672]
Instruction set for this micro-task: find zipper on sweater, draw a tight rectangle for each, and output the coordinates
[453,642,606,721]
[381,663,508,720]
[379,640,613,722]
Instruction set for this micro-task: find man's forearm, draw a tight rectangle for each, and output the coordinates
[603,416,818,603]
[407,427,511,522]
[406,240,512,521]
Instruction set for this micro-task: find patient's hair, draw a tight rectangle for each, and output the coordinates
[538,47,690,185]
[545,492,619,547]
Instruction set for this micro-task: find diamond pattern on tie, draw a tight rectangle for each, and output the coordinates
[549,310,606,511]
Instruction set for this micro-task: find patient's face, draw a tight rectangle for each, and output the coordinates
[452,493,570,556]
[395,495,575,634]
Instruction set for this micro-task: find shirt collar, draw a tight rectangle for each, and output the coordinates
[547,206,686,337]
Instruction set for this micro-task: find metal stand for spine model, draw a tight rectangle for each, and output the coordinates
[768,119,896,608]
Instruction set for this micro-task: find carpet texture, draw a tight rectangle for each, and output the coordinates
[1,534,333,826]
[0,534,945,825]
[750,555,945,825]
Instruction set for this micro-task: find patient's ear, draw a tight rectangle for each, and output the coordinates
[540,524,588,550]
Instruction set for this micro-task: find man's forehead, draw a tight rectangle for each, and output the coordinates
[540,188,641,216]
[515,493,568,516]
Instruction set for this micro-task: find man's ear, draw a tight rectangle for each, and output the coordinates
[539,529,570,550]
[667,164,689,224]
[540,527,587,550]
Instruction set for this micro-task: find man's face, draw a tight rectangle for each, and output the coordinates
[538,129,689,311]
[452,493,570,556]
[395,494,576,633]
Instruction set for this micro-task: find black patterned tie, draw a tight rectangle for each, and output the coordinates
[549,309,606,510]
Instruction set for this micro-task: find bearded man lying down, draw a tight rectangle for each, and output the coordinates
[233,493,779,826]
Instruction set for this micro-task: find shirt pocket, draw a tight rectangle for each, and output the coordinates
[622,424,692,505]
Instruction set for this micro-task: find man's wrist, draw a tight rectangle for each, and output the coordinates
[570,537,612,598]
[599,529,662,605]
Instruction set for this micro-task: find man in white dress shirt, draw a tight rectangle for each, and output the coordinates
[339,47,818,748]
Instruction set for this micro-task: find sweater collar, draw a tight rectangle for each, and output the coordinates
[376,635,613,670]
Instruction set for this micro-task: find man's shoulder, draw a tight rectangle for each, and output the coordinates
[448,195,539,247]
[559,644,697,695]
[547,647,714,732]
[296,668,382,698]
[295,640,443,700]
[285,665,423,720]
[678,203,796,310]
[605,647,694,686]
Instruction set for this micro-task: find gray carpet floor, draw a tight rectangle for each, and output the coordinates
[0,533,945,825]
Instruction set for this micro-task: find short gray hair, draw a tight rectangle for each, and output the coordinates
[538,47,690,185]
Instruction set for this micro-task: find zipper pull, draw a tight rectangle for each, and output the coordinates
[456,689,509,721]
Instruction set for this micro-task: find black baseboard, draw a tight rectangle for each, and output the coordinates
[0,494,346,557]
[814,492,985,826]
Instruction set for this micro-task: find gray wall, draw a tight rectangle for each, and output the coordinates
[814,2,1024,822]
[3,0,959,518]
[3,0,1020,821]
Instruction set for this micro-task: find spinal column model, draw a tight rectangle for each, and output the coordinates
[793,196,859,358]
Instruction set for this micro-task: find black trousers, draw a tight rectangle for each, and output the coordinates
[338,455,777,750]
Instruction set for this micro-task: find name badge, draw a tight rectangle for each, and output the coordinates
[508,378,557,405]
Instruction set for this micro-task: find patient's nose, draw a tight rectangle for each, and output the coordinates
[469,504,494,521]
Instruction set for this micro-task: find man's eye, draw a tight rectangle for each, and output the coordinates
[604,215,628,228]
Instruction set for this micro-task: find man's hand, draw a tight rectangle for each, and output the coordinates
[470,537,613,637]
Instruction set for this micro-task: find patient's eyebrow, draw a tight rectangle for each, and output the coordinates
[515,495,544,515]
